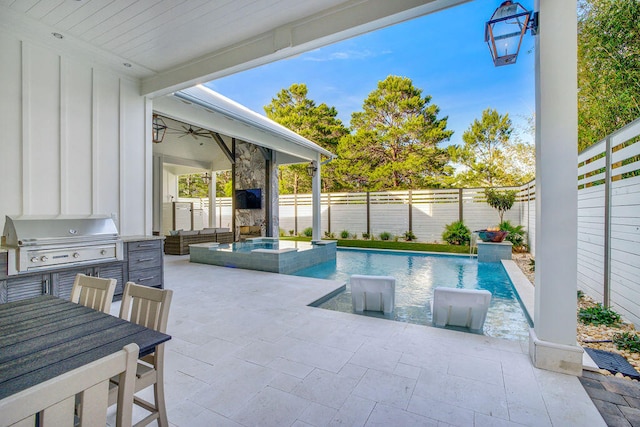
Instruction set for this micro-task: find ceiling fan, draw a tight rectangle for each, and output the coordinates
[167,123,211,140]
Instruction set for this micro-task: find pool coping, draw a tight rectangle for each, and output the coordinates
[337,246,477,258]
[501,259,535,326]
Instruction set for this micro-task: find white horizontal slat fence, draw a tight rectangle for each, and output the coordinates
[577,117,640,326]
[274,185,536,244]
[207,184,538,242]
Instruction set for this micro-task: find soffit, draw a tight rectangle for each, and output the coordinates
[0,0,469,96]
[154,85,332,163]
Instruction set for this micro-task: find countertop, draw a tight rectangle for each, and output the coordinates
[0,235,164,253]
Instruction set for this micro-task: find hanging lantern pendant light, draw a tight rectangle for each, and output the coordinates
[485,1,537,67]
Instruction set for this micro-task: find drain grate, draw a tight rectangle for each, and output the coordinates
[584,348,640,380]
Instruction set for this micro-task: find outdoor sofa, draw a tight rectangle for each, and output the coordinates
[164,228,233,255]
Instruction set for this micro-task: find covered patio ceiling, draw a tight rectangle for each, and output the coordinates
[0,0,470,97]
[154,85,335,168]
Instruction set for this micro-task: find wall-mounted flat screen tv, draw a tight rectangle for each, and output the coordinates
[235,188,262,209]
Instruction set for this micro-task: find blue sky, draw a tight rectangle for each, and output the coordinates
[205,0,535,148]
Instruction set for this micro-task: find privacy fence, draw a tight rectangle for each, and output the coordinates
[186,181,536,251]
[577,117,640,326]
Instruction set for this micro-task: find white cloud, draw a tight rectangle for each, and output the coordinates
[302,49,391,62]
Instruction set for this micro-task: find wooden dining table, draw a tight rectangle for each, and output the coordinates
[0,294,171,401]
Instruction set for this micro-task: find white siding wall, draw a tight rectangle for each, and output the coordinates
[0,30,149,235]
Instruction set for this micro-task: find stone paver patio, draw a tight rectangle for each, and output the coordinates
[109,255,606,426]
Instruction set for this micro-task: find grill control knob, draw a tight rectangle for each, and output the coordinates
[31,257,38,263]
[73,252,80,258]
[40,256,48,262]
[100,249,107,255]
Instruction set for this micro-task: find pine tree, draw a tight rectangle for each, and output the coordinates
[332,75,453,190]
[264,84,347,193]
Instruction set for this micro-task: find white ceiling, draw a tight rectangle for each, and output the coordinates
[0,0,470,96]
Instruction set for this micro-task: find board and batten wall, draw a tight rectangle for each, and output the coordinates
[0,30,151,236]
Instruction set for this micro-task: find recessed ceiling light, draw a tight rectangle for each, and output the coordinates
[123,63,132,68]
[52,33,63,39]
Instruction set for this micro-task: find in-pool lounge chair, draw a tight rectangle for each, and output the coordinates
[350,274,396,314]
[431,287,492,333]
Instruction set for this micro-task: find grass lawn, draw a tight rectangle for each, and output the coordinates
[279,236,473,254]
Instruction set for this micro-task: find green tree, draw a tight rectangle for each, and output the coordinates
[450,108,522,187]
[578,0,640,150]
[264,84,348,193]
[332,75,453,190]
[215,171,232,197]
[503,114,535,183]
[485,188,516,223]
[178,173,209,198]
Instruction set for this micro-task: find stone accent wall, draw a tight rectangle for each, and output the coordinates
[270,155,279,236]
[235,141,265,234]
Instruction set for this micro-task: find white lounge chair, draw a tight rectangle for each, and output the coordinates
[350,275,395,314]
[431,287,492,332]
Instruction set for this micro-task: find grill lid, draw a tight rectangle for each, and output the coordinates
[3,215,119,247]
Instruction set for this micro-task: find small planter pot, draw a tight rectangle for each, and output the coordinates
[475,230,509,243]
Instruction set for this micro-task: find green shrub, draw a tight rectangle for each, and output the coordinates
[303,227,313,237]
[379,231,392,241]
[529,258,535,272]
[577,289,584,299]
[499,220,526,249]
[404,230,416,241]
[613,332,640,353]
[361,232,370,239]
[324,231,335,239]
[340,230,350,239]
[442,221,470,245]
[351,233,358,239]
[289,229,294,236]
[578,304,622,326]
[279,228,287,237]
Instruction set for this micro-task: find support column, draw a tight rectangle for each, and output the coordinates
[209,171,216,228]
[311,156,321,242]
[530,0,582,375]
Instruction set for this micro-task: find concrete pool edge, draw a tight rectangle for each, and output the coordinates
[337,246,477,258]
[501,259,535,326]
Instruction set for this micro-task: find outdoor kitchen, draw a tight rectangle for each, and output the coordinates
[0,216,165,304]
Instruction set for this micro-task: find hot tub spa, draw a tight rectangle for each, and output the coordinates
[188,237,337,274]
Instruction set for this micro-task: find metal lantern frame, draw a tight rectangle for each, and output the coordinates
[306,161,318,177]
[485,1,538,67]
[202,172,211,185]
[152,114,167,143]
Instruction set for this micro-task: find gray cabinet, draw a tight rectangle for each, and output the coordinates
[125,239,163,289]
[52,263,125,301]
[5,274,50,303]
[53,267,93,301]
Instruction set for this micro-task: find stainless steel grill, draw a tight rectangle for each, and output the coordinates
[3,216,123,275]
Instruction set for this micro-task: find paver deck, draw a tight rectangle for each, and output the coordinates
[109,255,606,426]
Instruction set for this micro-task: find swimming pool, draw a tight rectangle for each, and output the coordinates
[294,248,531,341]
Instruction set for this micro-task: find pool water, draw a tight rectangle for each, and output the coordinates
[294,248,531,341]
